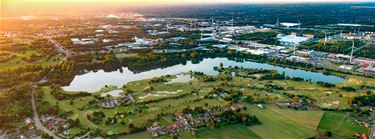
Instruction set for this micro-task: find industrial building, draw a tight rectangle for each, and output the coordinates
[277,33,314,46]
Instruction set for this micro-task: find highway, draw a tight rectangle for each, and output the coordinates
[47,37,74,58]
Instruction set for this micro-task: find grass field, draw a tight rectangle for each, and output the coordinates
[120,104,323,139]
[39,70,372,138]
[196,124,262,139]
[0,45,63,70]
[246,105,323,139]
[317,112,369,139]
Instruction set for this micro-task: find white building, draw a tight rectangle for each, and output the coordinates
[287,56,308,62]
[213,44,227,48]
[277,33,312,46]
[339,65,354,70]
[247,49,271,55]
[71,38,96,45]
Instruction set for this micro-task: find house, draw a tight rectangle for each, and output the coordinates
[353,57,375,66]
[257,104,264,109]
[25,117,33,125]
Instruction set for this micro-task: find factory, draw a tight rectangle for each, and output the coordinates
[277,33,314,46]
[71,38,96,45]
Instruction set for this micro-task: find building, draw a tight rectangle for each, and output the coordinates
[199,37,214,41]
[280,22,300,28]
[219,38,233,43]
[339,65,354,70]
[71,38,96,45]
[287,56,308,62]
[353,57,375,66]
[296,50,314,57]
[212,44,227,48]
[247,49,271,55]
[277,33,313,46]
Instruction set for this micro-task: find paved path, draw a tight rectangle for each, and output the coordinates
[31,90,61,139]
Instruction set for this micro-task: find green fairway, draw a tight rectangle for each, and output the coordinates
[196,124,262,139]
[317,112,369,139]
[247,105,324,139]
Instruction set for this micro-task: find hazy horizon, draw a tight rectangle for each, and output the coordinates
[1,0,375,17]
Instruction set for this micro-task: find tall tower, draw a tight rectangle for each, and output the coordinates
[340,30,343,38]
[189,20,192,30]
[276,18,279,28]
[216,20,219,30]
[231,17,234,28]
[324,32,327,47]
[350,39,355,63]
[195,18,197,30]
[166,23,169,33]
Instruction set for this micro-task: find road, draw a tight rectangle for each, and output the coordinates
[47,37,74,58]
[31,90,61,139]
[30,37,72,138]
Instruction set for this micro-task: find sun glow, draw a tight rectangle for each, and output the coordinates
[1,0,373,17]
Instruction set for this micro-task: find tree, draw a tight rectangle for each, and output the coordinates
[128,122,135,129]
[191,51,198,58]
[324,131,332,137]
[348,96,355,105]
[293,96,299,102]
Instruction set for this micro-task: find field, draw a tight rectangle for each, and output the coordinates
[39,70,371,138]
[120,104,369,139]
[246,105,323,139]
[0,44,63,70]
[196,124,261,139]
[317,112,369,139]
[192,104,324,139]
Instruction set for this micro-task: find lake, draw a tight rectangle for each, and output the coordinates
[63,58,346,92]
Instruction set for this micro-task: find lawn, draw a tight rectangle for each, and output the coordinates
[195,124,262,139]
[246,104,324,139]
[317,112,369,139]
[119,104,324,139]
[0,45,63,70]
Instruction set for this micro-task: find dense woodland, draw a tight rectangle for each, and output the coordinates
[233,31,279,45]
[298,40,366,55]
[355,44,375,59]
[140,3,375,27]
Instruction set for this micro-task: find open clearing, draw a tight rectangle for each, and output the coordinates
[317,112,369,139]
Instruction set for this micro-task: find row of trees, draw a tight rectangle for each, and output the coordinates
[298,40,365,55]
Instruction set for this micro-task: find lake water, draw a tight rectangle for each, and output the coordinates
[63,58,346,92]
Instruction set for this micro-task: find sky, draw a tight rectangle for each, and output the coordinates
[1,0,374,16]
